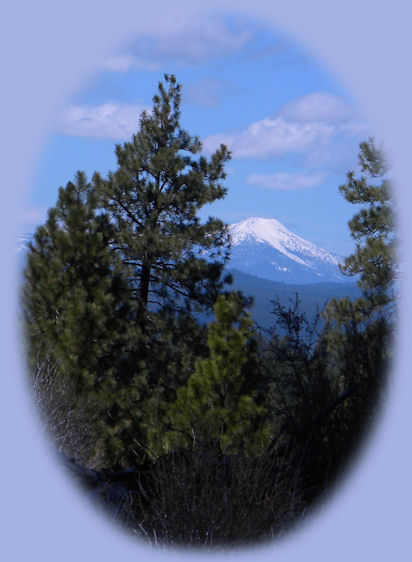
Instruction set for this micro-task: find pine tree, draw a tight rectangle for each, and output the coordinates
[338,137,397,313]
[325,138,397,342]
[23,172,141,467]
[91,74,233,459]
[154,294,270,456]
[93,74,232,331]
[321,139,397,460]
[23,75,233,468]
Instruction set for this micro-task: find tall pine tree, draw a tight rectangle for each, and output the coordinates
[322,138,397,458]
[92,74,233,458]
[93,74,232,331]
[325,138,397,334]
[338,137,397,313]
[23,76,234,468]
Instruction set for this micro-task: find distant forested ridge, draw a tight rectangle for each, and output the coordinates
[227,269,361,331]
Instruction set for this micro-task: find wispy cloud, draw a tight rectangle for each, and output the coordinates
[57,101,149,140]
[202,92,366,170]
[246,171,325,190]
[203,118,334,158]
[101,16,251,72]
[280,92,354,123]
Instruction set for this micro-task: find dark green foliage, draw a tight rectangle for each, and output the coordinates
[90,73,233,463]
[93,74,231,329]
[260,139,396,505]
[264,296,331,445]
[23,172,141,467]
[23,75,232,469]
[262,297,340,500]
[323,138,396,440]
[337,137,397,312]
[151,293,270,456]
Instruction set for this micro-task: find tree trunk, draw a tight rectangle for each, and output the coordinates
[138,260,151,330]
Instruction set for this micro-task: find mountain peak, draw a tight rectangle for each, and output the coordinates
[230,217,293,246]
[228,217,345,284]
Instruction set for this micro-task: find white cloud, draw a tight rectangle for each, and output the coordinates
[101,16,251,72]
[202,91,366,169]
[281,92,355,123]
[57,101,150,140]
[203,117,334,158]
[246,171,325,190]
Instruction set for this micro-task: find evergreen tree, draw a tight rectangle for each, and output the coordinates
[337,137,397,314]
[325,138,397,351]
[91,74,233,459]
[261,142,398,501]
[93,73,232,331]
[23,172,141,467]
[154,294,270,456]
[23,75,233,468]
[321,138,397,464]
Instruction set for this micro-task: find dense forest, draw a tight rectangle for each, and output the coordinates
[22,75,396,547]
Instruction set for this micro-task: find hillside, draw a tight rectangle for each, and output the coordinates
[226,268,361,332]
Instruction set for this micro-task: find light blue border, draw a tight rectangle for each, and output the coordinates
[1,2,411,561]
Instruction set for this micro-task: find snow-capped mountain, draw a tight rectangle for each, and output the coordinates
[229,217,346,284]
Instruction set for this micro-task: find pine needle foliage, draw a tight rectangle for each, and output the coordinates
[156,293,270,456]
[93,74,232,329]
[338,137,397,312]
[23,75,233,468]
[23,172,139,466]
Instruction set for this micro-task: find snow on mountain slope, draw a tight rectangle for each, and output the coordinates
[229,217,346,284]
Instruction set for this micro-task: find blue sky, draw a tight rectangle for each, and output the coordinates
[26,14,370,256]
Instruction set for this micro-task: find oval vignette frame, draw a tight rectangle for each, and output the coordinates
[1,1,411,562]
